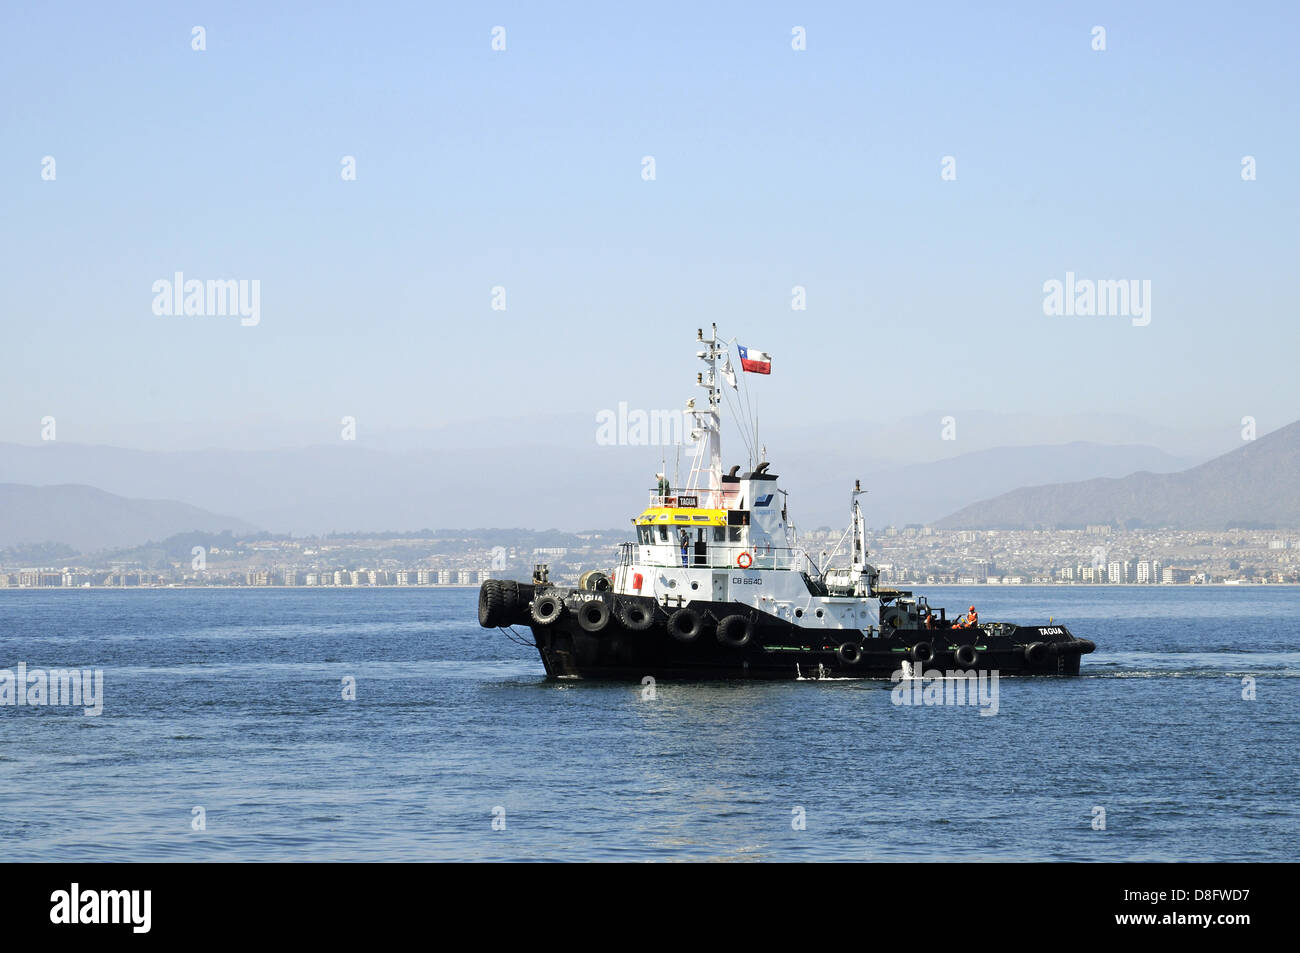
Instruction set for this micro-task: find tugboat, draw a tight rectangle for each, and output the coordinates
[478,326,1096,680]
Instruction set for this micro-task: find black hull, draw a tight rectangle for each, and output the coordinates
[479,583,1095,681]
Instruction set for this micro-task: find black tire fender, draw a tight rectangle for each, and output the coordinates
[1023,641,1055,665]
[716,614,753,648]
[910,641,935,664]
[499,580,521,614]
[530,591,565,626]
[668,607,704,643]
[1058,638,1096,655]
[478,581,504,628]
[838,642,863,665]
[617,599,655,632]
[954,644,978,669]
[575,599,611,633]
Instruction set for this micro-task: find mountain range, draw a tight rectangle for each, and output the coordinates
[937,420,1300,530]
[0,415,1290,552]
[0,435,1202,542]
[0,484,256,553]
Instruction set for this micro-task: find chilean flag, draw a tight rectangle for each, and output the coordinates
[737,344,771,375]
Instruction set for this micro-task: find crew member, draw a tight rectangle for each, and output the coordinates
[956,605,978,628]
[678,529,690,567]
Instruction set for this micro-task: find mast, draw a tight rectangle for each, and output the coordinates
[851,479,868,575]
[686,324,723,506]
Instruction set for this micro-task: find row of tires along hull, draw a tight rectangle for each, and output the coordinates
[479,580,1094,680]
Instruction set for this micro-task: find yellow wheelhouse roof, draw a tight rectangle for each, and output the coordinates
[635,507,727,526]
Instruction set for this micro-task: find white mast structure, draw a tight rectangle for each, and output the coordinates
[851,480,869,582]
[685,325,724,508]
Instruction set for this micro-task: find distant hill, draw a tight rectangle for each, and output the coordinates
[0,484,258,553]
[0,431,1205,535]
[797,441,1195,528]
[936,420,1300,530]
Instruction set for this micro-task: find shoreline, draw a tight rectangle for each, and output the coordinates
[1,582,1296,592]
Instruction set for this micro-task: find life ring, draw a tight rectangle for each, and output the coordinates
[736,552,753,569]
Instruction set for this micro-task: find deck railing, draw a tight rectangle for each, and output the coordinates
[646,487,740,510]
[620,542,819,574]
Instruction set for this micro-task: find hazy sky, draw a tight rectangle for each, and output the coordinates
[3,1,1297,451]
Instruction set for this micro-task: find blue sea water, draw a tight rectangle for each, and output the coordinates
[0,586,1296,862]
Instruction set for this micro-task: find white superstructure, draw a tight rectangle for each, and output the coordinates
[611,325,884,634]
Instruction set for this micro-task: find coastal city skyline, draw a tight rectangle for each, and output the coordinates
[4,525,1296,589]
